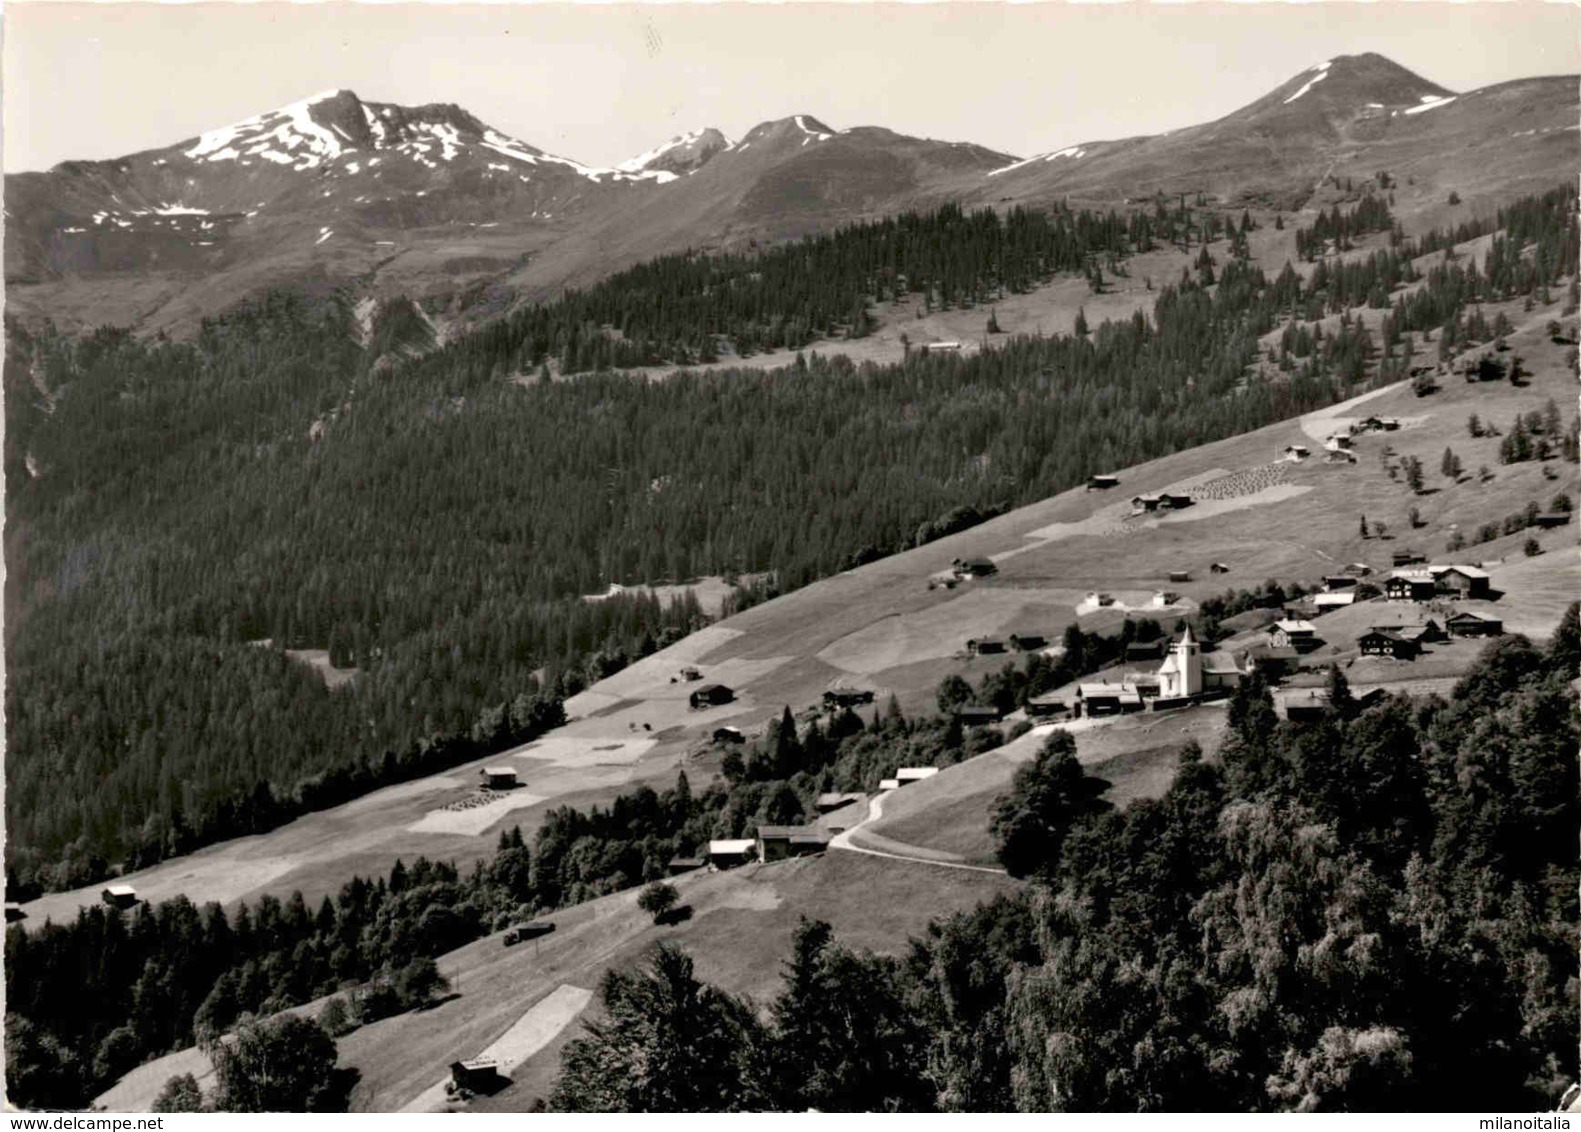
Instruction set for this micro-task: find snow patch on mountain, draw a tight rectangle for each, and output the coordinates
[1403,94,1457,116]
[1283,60,1332,105]
[185,89,349,171]
[987,146,1084,178]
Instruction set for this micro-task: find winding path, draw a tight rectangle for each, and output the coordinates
[828,791,1009,876]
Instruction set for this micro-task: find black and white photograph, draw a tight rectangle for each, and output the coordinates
[2,0,1578,1116]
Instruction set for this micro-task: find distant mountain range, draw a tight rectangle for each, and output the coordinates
[6,52,1576,335]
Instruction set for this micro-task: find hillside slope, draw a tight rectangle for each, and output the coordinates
[21,266,1576,929]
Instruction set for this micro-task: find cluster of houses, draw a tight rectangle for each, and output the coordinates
[1323,415,1401,462]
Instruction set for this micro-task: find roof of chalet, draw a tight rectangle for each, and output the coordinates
[1274,619,1317,634]
[1314,592,1357,606]
[708,839,757,855]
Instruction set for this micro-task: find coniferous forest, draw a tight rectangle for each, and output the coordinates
[4,185,1575,902]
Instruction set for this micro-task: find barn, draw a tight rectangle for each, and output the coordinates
[757,826,830,863]
[101,885,138,910]
[1087,474,1121,490]
[480,766,519,790]
[450,1059,503,1094]
[966,637,1007,656]
[1433,565,1491,598]
[689,683,735,709]
[1446,611,1504,638]
[954,705,1003,727]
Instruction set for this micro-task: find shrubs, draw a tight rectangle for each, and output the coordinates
[637,881,680,924]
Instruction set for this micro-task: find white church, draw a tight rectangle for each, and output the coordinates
[1156,626,1244,699]
[1079,627,1243,715]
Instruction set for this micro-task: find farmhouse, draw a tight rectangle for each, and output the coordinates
[1432,564,1491,598]
[679,666,703,682]
[1392,549,1426,568]
[1359,630,1420,660]
[479,766,519,791]
[1131,493,1165,512]
[667,856,706,875]
[1161,492,1194,510]
[1009,631,1048,651]
[954,705,1003,727]
[712,726,745,744]
[921,340,962,353]
[1534,512,1572,529]
[966,637,1007,656]
[1323,575,1359,591]
[1283,444,1311,461]
[1269,619,1319,651]
[1087,473,1121,490]
[879,778,902,791]
[689,683,735,709]
[1325,433,1353,451]
[1152,590,1181,608]
[953,557,998,578]
[896,767,939,784]
[101,885,138,910]
[1076,682,1144,716]
[1446,611,1504,638]
[1373,616,1447,644]
[1168,569,1191,584]
[757,825,830,863]
[1210,562,1231,574]
[1385,572,1437,602]
[1344,562,1375,577]
[707,839,758,868]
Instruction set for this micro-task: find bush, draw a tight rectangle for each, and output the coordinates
[1524,537,1542,557]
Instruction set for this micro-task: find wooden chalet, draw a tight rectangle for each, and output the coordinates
[480,766,519,790]
[757,825,830,863]
[689,683,735,709]
[1446,611,1504,638]
[1385,572,1436,602]
[1087,473,1121,490]
[1359,630,1420,660]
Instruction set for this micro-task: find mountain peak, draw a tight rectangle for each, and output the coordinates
[739,114,838,149]
[616,127,731,179]
[1246,53,1453,122]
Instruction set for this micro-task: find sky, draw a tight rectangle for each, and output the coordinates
[4,1,1578,173]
